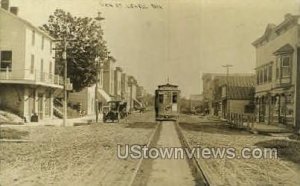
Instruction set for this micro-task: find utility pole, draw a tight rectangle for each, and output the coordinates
[62,38,68,127]
[94,12,105,123]
[222,64,233,119]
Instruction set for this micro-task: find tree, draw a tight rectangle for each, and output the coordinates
[41,9,109,91]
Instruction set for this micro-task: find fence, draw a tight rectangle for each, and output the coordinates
[226,112,256,129]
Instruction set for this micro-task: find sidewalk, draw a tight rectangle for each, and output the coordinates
[1,114,102,127]
[206,115,293,134]
[250,122,293,134]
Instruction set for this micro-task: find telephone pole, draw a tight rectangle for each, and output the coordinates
[62,38,67,126]
[222,64,233,119]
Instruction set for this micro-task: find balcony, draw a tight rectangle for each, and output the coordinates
[273,77,292,88]
[0,67,65,88]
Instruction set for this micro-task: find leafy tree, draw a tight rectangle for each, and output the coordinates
[41,9,109,91]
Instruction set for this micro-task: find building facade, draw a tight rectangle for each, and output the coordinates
[252,14,300,128]
[121,73,130,111]
[103,57,116,99]
[0,6,63,122]
[114,67,122,100]
[218,75,255,118]
[68,85,95,115]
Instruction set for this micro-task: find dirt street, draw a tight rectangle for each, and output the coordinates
[179,115,300,186]
[0,112,156,186]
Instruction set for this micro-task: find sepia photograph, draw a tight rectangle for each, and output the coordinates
[0,0,300,185]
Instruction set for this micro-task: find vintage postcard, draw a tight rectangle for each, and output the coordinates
[0,0,300,185]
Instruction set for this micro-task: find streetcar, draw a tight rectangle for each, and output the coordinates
[154,83,180,121]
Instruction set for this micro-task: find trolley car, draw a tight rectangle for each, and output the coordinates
[154,83,180,121]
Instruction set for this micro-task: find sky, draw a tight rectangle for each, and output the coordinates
[9,0,300,97]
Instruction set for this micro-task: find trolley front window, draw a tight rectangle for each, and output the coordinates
[172,93,177,103]
[159,94,164,103]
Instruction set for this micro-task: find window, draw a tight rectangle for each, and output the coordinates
[159,94,164,104]
[30,54,35,73]
[49,61,52,74]
[276,57,280,79]
[281,56,290,77]
[0,51,12,71]
[256,70,259,84]
[32,30,35,46]
[41,36,44,50]
[263,67,268,83]
[172,93,177,103]
[259,69,263,84]
[268,65,272,82]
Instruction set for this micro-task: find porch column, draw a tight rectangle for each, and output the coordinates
[50,91,54,119]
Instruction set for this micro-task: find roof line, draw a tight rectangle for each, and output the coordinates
[0,8,55,40]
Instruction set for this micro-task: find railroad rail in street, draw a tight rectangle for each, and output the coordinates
[128,120,210,186]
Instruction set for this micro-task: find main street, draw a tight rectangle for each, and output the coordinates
[1,112,300,185]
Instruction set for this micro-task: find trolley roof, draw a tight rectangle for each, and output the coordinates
[156,83,179,91]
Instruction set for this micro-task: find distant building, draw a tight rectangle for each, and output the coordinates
[68,85,96,115]
[189,94,203,113]
[128,76,142,111]
[202,73,255,116]
[103,57,116,99]
[121,73,130,111]
[252,14,300,129]
[69,63,111,115]
[217,75,255,118]
[137,86,147,100]
[114,67,122,100]
[0,6,64,122]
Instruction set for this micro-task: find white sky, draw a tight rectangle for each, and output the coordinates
[9,0,300,97]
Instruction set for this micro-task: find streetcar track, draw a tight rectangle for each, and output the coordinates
[175,122,210,186]
[128,121,210,186]
[128,122,161,186]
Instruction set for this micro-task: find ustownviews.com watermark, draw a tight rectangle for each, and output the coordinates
[117,144,278,160]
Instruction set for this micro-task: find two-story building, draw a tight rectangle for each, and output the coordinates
[202,73,228,115]
[252,14,300,129]
[114,67,122,100]
[128,76,142,111]
[0,6,63,122]
[121,73,130,112]
[103,57,116,100]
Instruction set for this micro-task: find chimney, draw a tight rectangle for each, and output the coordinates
[10,6,18,15]
[1,0,9,10]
